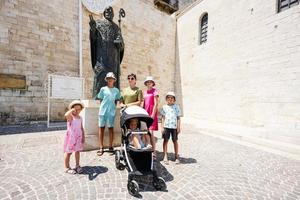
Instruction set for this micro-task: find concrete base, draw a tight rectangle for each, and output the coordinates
[80,100,121,151]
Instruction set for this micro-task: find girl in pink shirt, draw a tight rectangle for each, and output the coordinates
[143,76,159,152]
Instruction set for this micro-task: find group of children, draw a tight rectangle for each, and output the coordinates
[63,72,181,173]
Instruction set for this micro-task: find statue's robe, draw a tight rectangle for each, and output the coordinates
[90,19,124,98]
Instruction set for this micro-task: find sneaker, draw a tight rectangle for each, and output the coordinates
[163,156,169,165]
[144,144,152,150]
[175,155,180,164]
[175,158,180,164]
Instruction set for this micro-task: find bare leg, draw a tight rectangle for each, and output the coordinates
[143,135,151,146]
[108,127,114,148]
[99,127,105,149]
[75,151,80,167]
[173,140,178,158]
[64,153,72,169]
[132,135,141,149]
[163,140,168,157]
[150,130,156,152]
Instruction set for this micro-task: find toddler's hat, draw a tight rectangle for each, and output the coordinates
[68,100,84,110]
[105,72,116,81]
[144,76,155,86]
[166,91,176,100]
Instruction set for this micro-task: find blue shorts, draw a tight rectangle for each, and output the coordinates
[98,115,115,128]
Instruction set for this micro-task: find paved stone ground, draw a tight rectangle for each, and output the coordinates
[0,122,66,135]
[0,126,300,200]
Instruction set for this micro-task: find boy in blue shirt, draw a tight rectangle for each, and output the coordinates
[97,72,120,156]
[160,91,181,164]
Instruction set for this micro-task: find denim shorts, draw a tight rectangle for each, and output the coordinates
[98,114,115,128]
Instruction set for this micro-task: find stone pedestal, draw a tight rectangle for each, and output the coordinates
[80,100,121,151]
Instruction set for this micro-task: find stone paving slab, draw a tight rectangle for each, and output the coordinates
[0,127,300,200]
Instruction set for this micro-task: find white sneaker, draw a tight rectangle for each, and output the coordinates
[175,158,180,164]
[145,144,152,149]
[163,156,169,165]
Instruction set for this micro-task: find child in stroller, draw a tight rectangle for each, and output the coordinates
[115,105,167,196]
[128,118,152,150]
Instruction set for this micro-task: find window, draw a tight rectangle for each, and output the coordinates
[199,13,208,45]
[278,0,299,12]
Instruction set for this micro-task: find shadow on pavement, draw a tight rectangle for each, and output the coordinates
[0,122,66,135]
[80,166,108,180]
[134,155,173,197]
[156,151,197,164]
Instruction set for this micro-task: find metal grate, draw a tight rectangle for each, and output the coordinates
[200,13,208,45]
[278,0,299,12]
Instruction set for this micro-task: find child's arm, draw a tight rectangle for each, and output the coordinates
[151,95,159,118]
[116,100,121,108]
[177,117,181,134]
[64,108,75,122]
[81,121,85,143]
[161,116,165,134]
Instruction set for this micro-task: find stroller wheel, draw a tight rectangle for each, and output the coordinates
[115,150,125,170]
[127,180,139,196]
[153,177,167,191]
[115,150,122,169]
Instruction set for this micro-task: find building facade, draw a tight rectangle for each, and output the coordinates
[176,0,300,152]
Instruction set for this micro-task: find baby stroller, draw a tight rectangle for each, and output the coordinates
[115,105,167,196]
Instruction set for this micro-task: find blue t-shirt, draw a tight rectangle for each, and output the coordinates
[97,86,120,116]
[160,104,181,129]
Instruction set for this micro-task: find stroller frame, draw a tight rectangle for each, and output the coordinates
[115,106,167,196]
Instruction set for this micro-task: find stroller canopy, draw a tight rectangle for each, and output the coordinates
[120,106,154,128]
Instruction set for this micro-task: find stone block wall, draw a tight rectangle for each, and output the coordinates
[0,0,79,125]
[82,0,176,108]
[0,0,176,125]
[177,0,300,145]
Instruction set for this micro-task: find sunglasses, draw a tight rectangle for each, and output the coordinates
[127,77,135,80]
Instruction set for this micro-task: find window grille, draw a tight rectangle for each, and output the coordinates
[278,0,299,12]
[199,13,208,45]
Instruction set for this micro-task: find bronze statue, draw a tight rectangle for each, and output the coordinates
[89,6,125,98]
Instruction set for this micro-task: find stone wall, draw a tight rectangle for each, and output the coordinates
[0,0,79,125]
[176,0,300,146]
[0,0,176,125]
[82,0,176,107]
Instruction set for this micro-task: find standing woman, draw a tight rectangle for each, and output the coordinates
[120,73,143,108]
[143,76,159,152]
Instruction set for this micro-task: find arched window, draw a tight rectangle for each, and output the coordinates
[199,13,208,45]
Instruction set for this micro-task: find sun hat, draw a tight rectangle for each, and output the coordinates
[144,76,155,86]
[166,91,176,100]
[105,72,116,81]
[68,100,84,110]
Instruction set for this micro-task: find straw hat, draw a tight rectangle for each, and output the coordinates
[144,76,155,86]
[68,100,84,110]
[166,91,176,100]
[105,72,116,81]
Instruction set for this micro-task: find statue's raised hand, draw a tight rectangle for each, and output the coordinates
[89,14,96,28]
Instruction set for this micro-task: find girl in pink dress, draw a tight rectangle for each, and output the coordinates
[143,76,159,152]
[64,100,85,174]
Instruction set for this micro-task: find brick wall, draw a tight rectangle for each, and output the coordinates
[0,0,79,125]
[82,0,176,107]
[177,0,300,145]
[0,0,176,125]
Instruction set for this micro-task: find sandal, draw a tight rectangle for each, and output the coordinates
[75,166,83,174]
[65,168,76,174]
[97,148,104,156]
[108,147,114,152]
